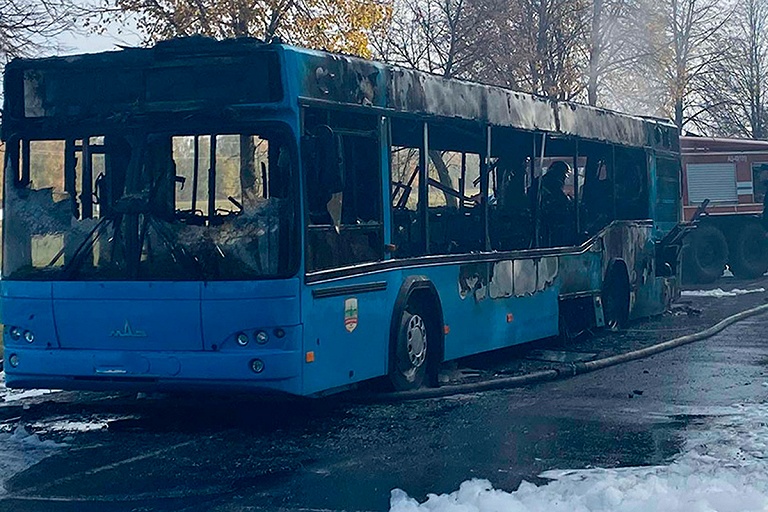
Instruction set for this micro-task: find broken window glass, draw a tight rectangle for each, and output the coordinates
[3,126,297,281]
[303,108,384,272]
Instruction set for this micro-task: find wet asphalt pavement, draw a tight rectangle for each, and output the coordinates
[0,276,767,512]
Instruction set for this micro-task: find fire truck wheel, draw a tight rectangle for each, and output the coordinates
[682,224,728,284]
[728,223,768,279]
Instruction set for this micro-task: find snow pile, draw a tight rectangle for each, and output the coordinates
[390,403,768,512]
[681,288,765,298]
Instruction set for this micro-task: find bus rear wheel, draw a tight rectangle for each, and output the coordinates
[728,223,768,279]
[389,308,429,391]
[602,261,630,331]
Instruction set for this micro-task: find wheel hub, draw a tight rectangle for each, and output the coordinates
[406,314,427,368]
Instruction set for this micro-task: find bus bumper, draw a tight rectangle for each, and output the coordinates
[3,348,304,396]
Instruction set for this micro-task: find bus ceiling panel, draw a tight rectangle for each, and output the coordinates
[426,123,485,154]
[542,137,579,156]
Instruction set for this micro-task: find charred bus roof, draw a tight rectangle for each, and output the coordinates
[2,37,284,138]
[291,47,678,151]
[3,36,678,151]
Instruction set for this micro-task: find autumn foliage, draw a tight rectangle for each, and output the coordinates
[95,0,391,58]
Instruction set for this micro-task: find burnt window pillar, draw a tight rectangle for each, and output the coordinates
[419,122,429,254]
[481,125,491,251]
[208,135,217,220]
[573,141,580,235]
[81,138,93,219]
[381,116,393,259]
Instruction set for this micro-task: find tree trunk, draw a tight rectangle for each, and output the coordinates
[429,150,459,208]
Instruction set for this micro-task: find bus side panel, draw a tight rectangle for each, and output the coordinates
[557,248,603,296]
[601,222,674,320]
[302,275,396,395]
[431,261,560,362]
[300,257,561,395]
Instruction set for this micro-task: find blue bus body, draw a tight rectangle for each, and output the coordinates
[1,39,681,396]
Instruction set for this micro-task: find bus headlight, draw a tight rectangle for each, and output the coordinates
[23,331,35,344]
[8,354,19,368]
[255,330,269,344]
[9,327,22,341]
[250,359,265,373]
[236,332,249,346]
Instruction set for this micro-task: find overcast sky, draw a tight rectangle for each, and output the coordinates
[54,19,141,56]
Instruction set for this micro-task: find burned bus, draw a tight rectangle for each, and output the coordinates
[1,37,681,395]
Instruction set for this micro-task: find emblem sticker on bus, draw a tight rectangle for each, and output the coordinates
[344,298,358,333]
[111,320,147,338]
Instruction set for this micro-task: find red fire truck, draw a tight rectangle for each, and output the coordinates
[681,136,768,283]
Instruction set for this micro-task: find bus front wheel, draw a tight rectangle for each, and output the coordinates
[389,308,429,391]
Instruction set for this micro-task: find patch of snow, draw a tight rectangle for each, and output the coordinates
[0,372,60,403]
[390,403,768,512]
[30,419,110,434]
[3,389,58,402]
[681,288,765,298]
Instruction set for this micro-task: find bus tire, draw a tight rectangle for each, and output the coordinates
[390,306,429,391]
[602,260,630,330]
[388,278,444,392]
[682,224,728,284]
[728,223,768,279]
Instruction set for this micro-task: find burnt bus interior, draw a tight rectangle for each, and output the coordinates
[8,109,656,279]
[4,128,298,280]
[3,39,671,280]
[302,106,651,272]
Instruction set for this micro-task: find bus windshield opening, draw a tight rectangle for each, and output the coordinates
[3,127,297,281]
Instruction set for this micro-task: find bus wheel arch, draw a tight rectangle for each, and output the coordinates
[388,276,445,391]
[602,259,630,330]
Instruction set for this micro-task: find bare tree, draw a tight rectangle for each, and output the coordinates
[584,0,647,106]
[373,0,493,79]
[639,0,730,131]
[482,0,590,100]
[696,0,768,138]
[0,0,83,63]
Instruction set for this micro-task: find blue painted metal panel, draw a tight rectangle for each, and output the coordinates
[51,282,203,351]
[200,279,301,351]
[301,255,562,394]
[4,346,303,395]
[1,281,58,350]
[402,262,560,361]
[302,275,396,395]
